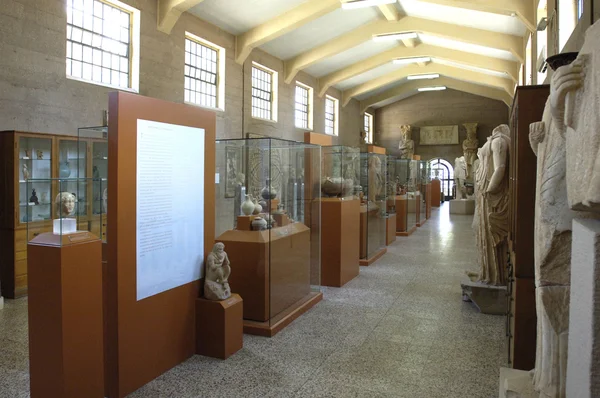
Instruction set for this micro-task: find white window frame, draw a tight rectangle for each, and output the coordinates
[324,95,339,136]
[294,82,313,130]
[558,0,577,51]
[184,32,225,111]
[66,0,140,92]
[364,112,373,144]
[251,62,278,122]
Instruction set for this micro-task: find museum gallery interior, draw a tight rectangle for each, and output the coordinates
[0,0,600,397]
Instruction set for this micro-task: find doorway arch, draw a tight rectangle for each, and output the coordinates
[428,158,454,200]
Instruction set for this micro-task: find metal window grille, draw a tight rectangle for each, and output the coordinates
[252,66,273,120]
[184,38,218,108]
[66,0,131,88]
[325,97,336,135]
[295,85,309,129]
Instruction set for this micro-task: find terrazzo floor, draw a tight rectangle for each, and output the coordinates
[0,202,508,397]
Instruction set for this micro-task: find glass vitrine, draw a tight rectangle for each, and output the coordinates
[395,159,416,231]
[321,145,360,198]
[58,138,88,217]
[386,155,397,214]
[18,135,53,224]
[418,160,428,223]
[215,138,321,331]
[359,152,387,261]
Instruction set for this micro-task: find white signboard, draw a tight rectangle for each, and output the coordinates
[136,119,205,301]
[419,125,459,145]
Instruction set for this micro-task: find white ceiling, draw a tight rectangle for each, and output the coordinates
[187,0,529,106]
[259,7,380,60]
[355,78,408,101]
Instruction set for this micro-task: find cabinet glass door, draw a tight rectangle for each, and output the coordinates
[18,136,53,224]
[92,141,108,216]
[58,139,88,218]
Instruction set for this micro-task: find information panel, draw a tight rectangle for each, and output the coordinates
[136,119,205,301]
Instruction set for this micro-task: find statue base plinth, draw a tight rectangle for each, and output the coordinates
[499,367,538,398]
[461,278,507,315]
[195,294,243,359]
[450,199,475,215]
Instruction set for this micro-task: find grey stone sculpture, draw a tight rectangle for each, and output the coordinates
[398,125,414,160]
[204,242,231,301]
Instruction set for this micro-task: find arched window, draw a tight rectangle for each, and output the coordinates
[428,158,454,200]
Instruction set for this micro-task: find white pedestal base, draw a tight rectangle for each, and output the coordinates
[499,367,537,398]
[450,199,475,215]
[53,218,77,235]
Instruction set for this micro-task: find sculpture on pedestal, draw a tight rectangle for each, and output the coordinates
[454,156,467,199]
[474,124,510,286]
[204,242,231,301]
[462,123,479,180]
[398,125,414,160]
[55,192,75,217]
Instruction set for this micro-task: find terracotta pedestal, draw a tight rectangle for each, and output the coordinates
[431,179,441,207]
[195,294,243,359]
[386,213,397,245]
[27,232,104,398]
[320,198,359,287]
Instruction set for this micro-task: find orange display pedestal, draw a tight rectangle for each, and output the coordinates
[195,294,243,360]
[27,232,104,398]
[216,223,322,337]
[416,193,425,227]
[320,198,360,287]
[395,196,416,236]
[359,206,387,266]
[426,183,432,219]
[431,179,441,207]
[386,213,397,245]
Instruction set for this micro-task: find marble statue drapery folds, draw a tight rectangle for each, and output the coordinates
[462,123,479,180]
[398,125,414,160]
[454,156,467,199]
[474,125,510,286]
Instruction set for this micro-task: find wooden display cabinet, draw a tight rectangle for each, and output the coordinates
[0,130,106,298]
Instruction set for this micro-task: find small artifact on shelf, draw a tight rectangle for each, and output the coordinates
[321,177,354,197]
[24,149,30,158]
[273,203,285,214]
[92,165,100,180]
[252,197,262,215]
[22,164,30,181]
[40,192,48,204]
[29,189,39,205]
[102,188,108,214]
[203,242,232,301]
[267,215,277,229]
[59,161,71,178]
[251,216,267,231]
[36,150,43,160]
[260,178,277,200]
[241,195,254,216]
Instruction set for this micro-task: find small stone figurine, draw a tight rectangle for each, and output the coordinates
[36,150,43,160]
[29,189,39,205]
[22,164,30,181]
[24,149,30,158]
[204,243,231,301]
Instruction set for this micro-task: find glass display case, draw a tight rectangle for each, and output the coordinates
[78,126,108,242]
[359,152,387,263]
[395,159,416,232]
[18,135,52,225]
[215,138,322,334]
[386,155,397,214]
[418,160,428,224]
[321,145,360,198]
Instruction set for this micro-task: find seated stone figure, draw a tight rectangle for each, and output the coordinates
[204,242,231,301]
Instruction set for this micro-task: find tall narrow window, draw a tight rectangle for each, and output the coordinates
[364,112,373,143]
[184,33,225,110]
[577,0,584,19]
[559,0,577,51]
[325,95,339,136]
[252,63,277,121]
[66,0,139,91]
[295,82,312,129]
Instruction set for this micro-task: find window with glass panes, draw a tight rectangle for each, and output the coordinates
[364,113,373,143]
[578,0,584,19]
[66,0,132,88]
[184,38,218,108]
[295,84,310,129]
[252,66,273,120]
[325,96,337,135]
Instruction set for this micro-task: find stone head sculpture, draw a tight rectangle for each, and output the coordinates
[55,192,75,217]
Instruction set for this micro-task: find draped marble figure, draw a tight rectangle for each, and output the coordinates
[398,125,414,160]
[474,125,510,286]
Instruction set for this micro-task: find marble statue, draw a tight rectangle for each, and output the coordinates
[204,242,231,301]
[462,123,479,180]
[22,164,29,181]
[368,155,384,202]
[102,188,108,214]
[474,125,511,286]
[454,156,467,199]
[55,192,75,217]
[398,125,414,160]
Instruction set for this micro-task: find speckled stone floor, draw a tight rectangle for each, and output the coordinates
[0,202,507,397]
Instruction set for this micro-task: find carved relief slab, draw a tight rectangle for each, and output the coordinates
[419,125,459,145]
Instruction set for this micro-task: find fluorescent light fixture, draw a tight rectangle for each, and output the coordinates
[418,86,447,92]
[372,32,417,42]
[407,73,440,80]
[392,57,431,65]
[342,0,396,9]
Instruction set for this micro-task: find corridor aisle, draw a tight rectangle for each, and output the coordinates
[0,203,506,398]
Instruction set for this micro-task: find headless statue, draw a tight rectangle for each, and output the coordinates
[204,242,231,301]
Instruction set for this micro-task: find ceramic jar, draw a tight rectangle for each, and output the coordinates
[251,217,267,231]
[241,195,254,216]
[260,178,277,200]
[59,161,71,178]
[252,197,262,215]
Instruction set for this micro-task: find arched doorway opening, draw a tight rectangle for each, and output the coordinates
[428,158,454,201]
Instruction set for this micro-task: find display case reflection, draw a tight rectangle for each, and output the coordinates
[215,138,321,328]
[320,146,360,199]
[359,152,387,261]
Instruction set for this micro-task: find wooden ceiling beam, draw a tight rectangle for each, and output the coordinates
[157,0,206,34]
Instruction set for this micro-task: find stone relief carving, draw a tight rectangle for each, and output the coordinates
[419,125,459,145]
[398,125,414,159]
[474,125,510,286]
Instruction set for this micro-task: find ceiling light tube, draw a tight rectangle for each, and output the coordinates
[372,32,417,42]
[342,0,396,9]
[392,57,431,65]
[407,73,440,80]
[418,86,447,92]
